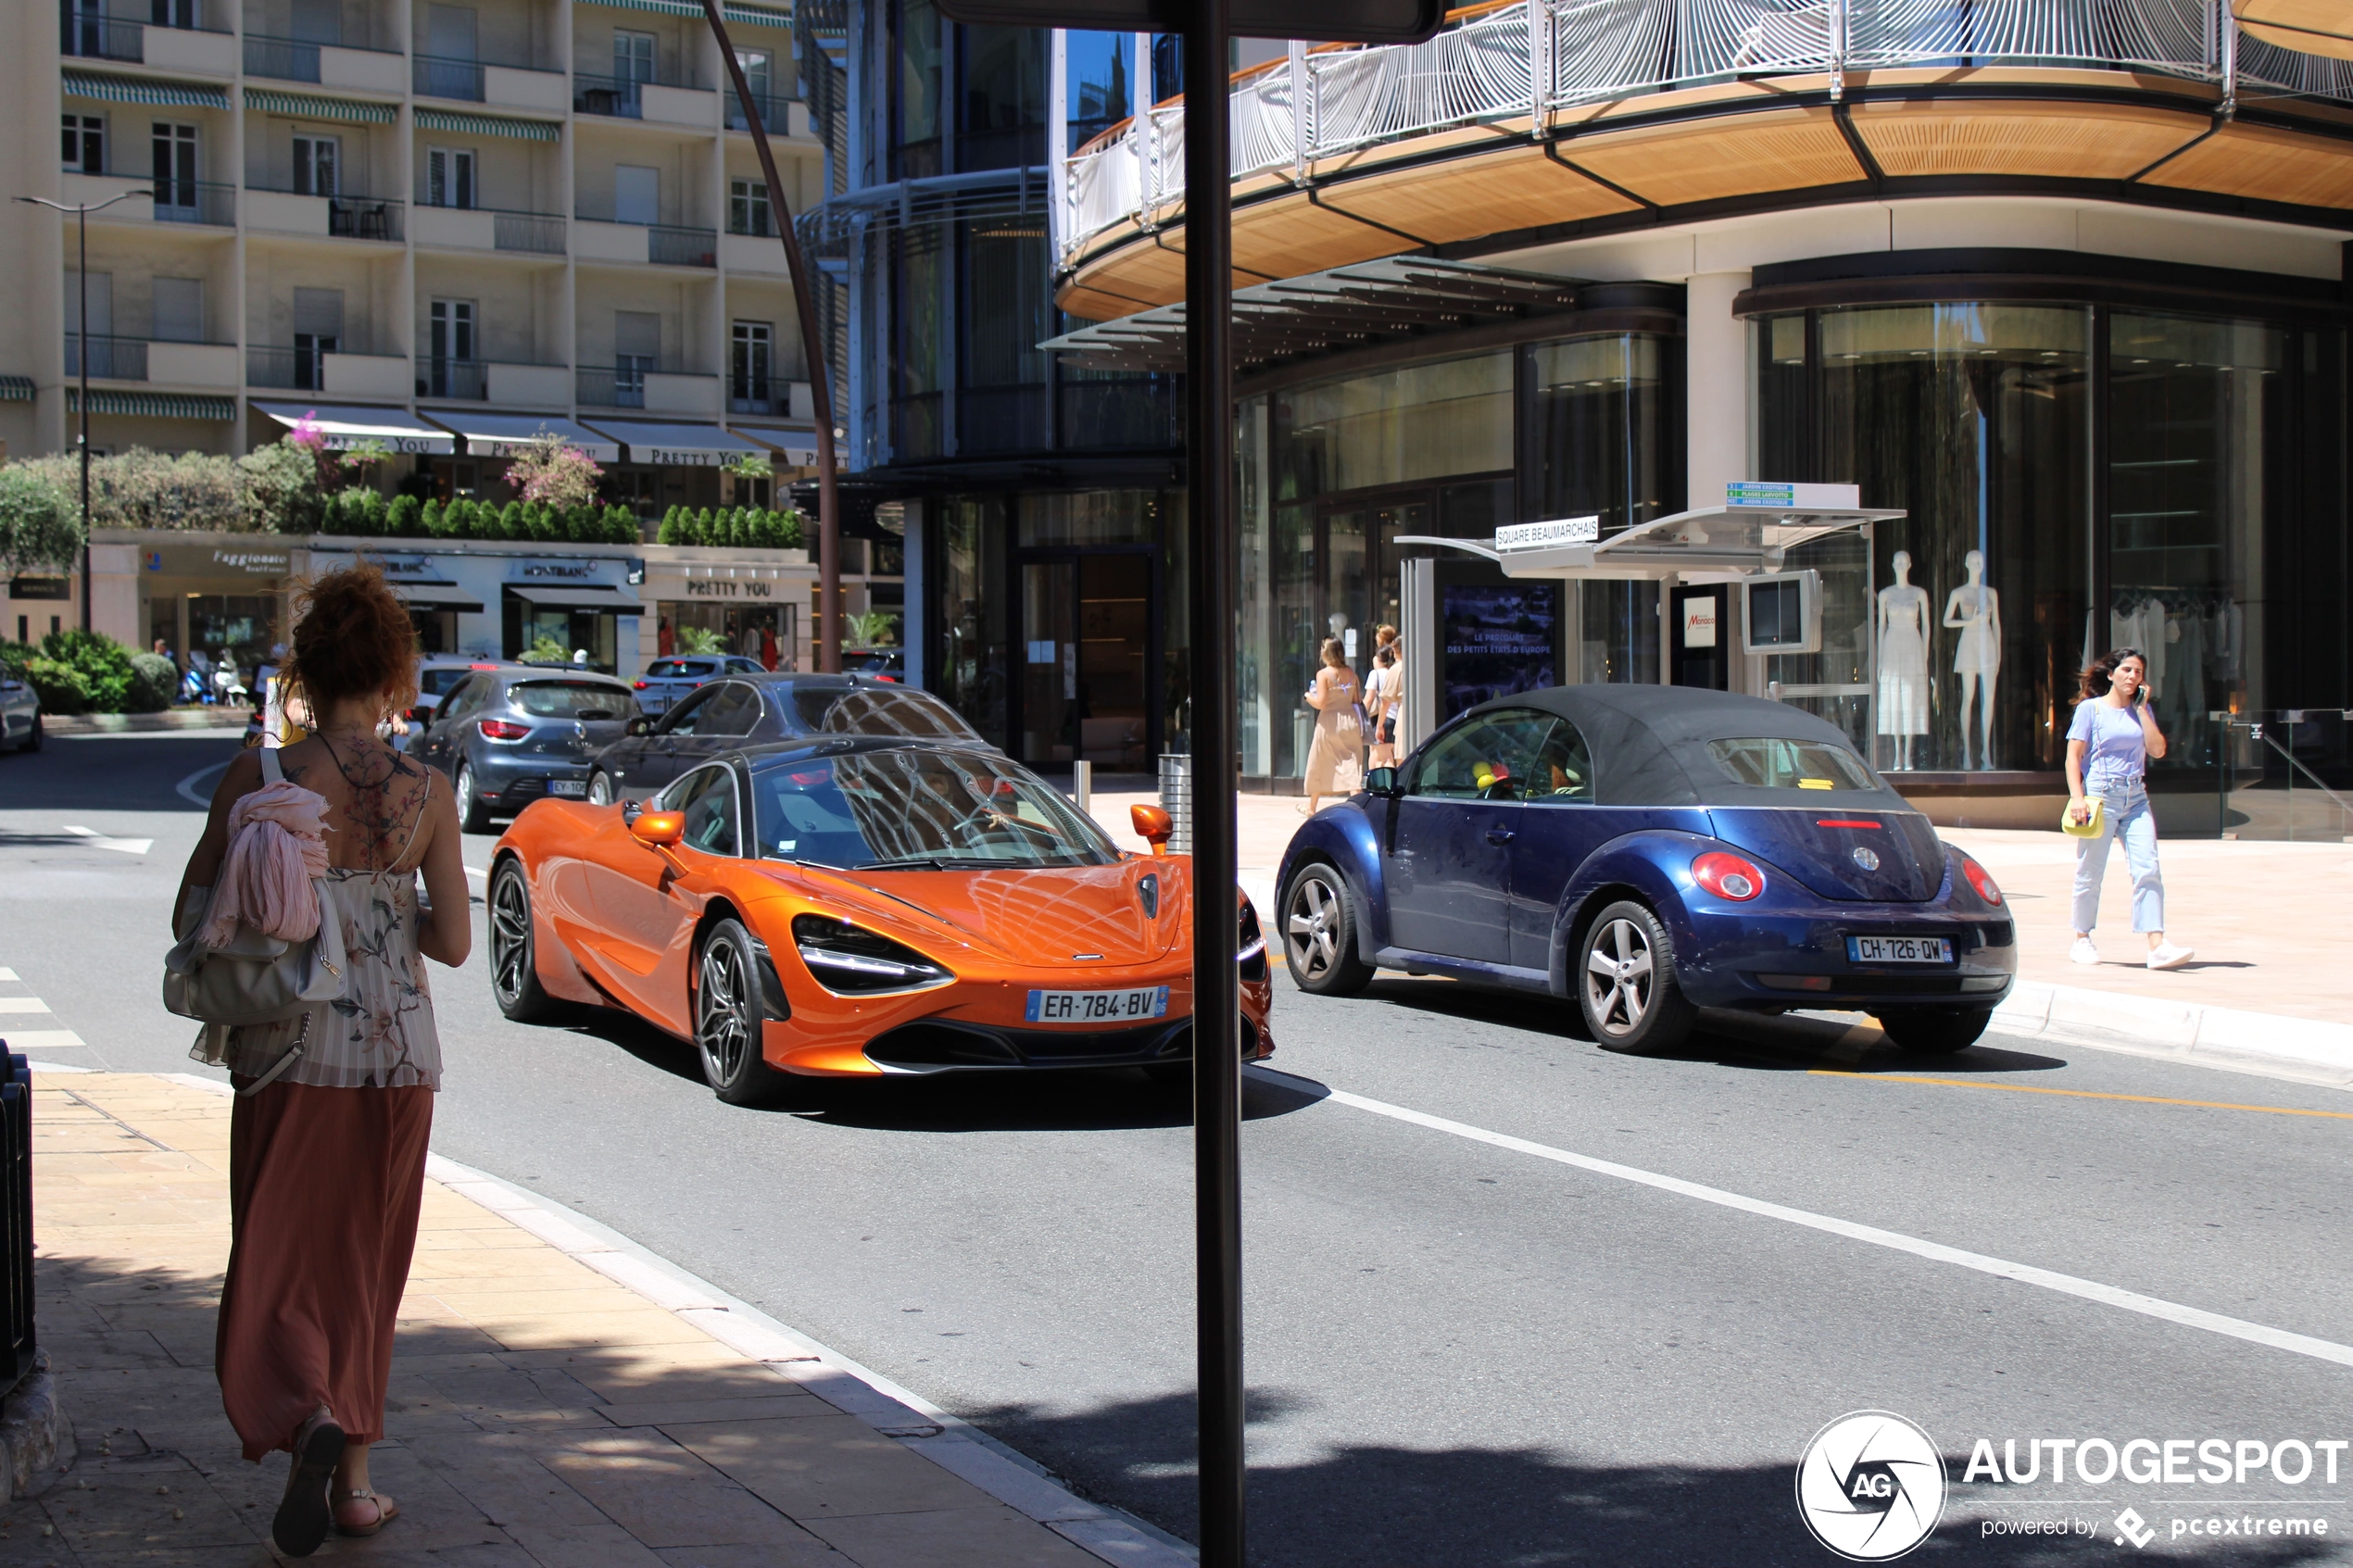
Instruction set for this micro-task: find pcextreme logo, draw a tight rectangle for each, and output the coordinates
[1796,1411,1948,1562]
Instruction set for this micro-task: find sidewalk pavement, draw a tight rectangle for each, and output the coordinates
[1080,784,2353,1077]
[5,1073,1170,1568]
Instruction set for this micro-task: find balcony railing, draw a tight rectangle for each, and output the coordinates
[244,31,397,82]
[60,12,144,61]
[414,53,561,101]
[573,67,706,119]
[578,365,648,408]
[417,358,487,399]
[648,224,717,266]
[65,334,148,381]
[154,182,237,227]
[730,383,784,415]
[493,210,567,253]
[1058,0,2353,264]
[330,194,402,241]
[246,344,346,390]
[724,91,795,132]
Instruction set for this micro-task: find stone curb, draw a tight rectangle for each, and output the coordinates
[37,710,248,735]
[1991,981,2353,1085]
[0,1351,76,1506]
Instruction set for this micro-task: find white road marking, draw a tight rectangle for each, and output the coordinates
[0,999,53,1015]
[1263,1070,2353,1374]
[26,1061,92,1074]
[63,826,153,855]
[1,1032,87,1051]
[176,760,231,807]
[464,864,489,880]
[0,969,17,982]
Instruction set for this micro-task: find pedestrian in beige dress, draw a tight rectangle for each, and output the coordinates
[1302,636,1365,813]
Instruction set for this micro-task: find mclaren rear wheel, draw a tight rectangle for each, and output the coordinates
[1578,900,1698,1055]
[695,918,791,1107]
[488,859,560,1022]
[1280,861,1374,997]
[1877,1006,1993,1055]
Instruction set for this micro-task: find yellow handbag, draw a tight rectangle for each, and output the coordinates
[2060,797,2105,838]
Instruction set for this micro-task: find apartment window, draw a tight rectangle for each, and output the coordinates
[153,277,204,343]
[732,320,773,408]
[61,115,105,175]
[737,47,773,97]
[426,146,476,208]
[614,30,656,82]
[152,121,198,212]
[293,134,340,196]
[65,0,107,56]
[289,0,340,44]
[293,286,344,391]
[613,165,659,226]
[152,0,201,26]
[428,298,476,396]
[729,177,770,237]
[615,310,660,408]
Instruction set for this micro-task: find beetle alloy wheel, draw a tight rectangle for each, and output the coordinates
[1284,871,1344,981]
[697,931,756,1086]
[490,870,533,1007]
[1583,918,1655,1038]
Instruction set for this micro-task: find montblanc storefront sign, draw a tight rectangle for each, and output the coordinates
[522,561,600,580]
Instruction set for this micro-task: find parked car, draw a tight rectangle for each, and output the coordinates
[397,658,527,751]
[0,672,40,753]
[1275,684,2016,1056]
[487,735,1274,1101]
[409,668,641,832]
[586,673,987,806]
[632,654,768,716]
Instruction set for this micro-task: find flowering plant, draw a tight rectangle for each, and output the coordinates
[507,434,604,509]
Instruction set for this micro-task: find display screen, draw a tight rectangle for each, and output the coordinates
[1441,583,1559,720]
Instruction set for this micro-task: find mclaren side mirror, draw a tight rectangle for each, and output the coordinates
[626,715,654,737]
[630,809,684,847]
[1364,767,1398,796]
[1130,803,1174,855]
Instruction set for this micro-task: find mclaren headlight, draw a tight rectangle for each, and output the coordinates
[790,915,953,995]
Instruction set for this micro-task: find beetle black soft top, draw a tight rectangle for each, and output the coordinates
[1462,684,1916,811]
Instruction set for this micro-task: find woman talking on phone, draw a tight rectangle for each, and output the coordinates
[2064,647,2193,971]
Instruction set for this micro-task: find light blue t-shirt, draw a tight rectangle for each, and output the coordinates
[2068,698,2146,789]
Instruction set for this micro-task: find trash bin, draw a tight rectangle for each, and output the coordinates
[1158,752,1191,855]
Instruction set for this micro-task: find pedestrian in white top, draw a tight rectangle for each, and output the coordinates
[2063,646,2193,972]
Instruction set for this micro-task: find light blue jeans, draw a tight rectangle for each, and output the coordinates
[2071,782,2164,935]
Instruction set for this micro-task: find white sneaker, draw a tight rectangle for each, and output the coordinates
[2069,937,2099,965]
[2146,944,2194,972]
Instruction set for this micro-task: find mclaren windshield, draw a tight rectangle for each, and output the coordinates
[751,748,1117,870]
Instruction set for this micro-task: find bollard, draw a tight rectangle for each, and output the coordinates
[1074,759,1091,814]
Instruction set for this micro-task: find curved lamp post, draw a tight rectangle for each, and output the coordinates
[18,190,154,634]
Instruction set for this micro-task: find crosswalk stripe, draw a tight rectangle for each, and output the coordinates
[0,1032,86,1051]
[0,999,54,1015]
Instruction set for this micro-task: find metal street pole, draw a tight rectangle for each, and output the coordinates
[691,1,841,672]
[18,191,149,633]
[1181,6,1245,1565]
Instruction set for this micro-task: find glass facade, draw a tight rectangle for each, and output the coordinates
[1755,295,2343,790]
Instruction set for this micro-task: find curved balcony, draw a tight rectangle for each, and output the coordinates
[1055,0,2353,319]
[2236,0,2353,58]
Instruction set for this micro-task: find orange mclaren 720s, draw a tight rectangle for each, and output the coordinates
[485,736,1275,1102]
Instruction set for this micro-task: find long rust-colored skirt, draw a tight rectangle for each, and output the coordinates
[218,1081,434,1462]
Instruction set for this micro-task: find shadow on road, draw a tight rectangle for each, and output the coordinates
[0,734,241,814]
[541,1007,1320,1133]
[969,1387,2342,1568]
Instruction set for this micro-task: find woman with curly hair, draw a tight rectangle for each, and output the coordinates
[171,564,470,1554]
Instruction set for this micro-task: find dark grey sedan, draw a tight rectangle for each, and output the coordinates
[585,673,986,805]
[410,668,641,831]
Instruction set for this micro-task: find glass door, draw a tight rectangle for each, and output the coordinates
[1015,552,1156,771]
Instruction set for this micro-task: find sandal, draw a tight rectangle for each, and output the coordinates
[334,1487,399,1537]
[271,1409,345,1558]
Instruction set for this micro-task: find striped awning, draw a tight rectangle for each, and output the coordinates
[413,108,559,142]
[62,71,230,109]
[67,390,236,420]
[244,88,397,125]
[578,0,791,23]
[0,377,32,404]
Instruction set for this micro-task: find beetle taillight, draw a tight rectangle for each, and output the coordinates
[1959,854,2003,906]
[1692,851,1765,901]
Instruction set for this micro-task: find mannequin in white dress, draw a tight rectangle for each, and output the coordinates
[1943,549,2001,770]
[1876,551,1931,771]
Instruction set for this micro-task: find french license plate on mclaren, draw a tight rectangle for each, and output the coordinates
[549,779,587,797]
[1847,935,1954,965]
[1026,986,1169,1024]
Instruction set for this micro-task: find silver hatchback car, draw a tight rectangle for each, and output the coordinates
[0,672,39,753]
[629,653,766,716]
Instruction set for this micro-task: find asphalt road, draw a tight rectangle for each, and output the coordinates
[4,731,2349,1565]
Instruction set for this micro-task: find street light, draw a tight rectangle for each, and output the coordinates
[19,190,153,634]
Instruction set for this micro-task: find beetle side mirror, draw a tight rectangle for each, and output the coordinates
[626,715,654,737]
[1365,767,1398,796]
[1130,803,1173,856]
[630,809,684,847]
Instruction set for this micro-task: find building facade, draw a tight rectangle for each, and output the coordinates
[1031,2,2353,826]
[2,0,888,674]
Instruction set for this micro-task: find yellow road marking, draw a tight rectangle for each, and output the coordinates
[1808,1070,2353,1121]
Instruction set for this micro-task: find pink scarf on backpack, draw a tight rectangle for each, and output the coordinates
[200,780,333,947]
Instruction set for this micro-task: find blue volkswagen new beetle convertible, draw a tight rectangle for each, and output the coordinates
[1275,685,2016,1055]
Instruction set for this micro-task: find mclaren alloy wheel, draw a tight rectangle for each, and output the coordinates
[695,918,790,1106]
[488,860,558,1022]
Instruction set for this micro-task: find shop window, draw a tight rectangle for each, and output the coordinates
[933,495,1008,748]
[890,223,948,460]
[956,26,1045,171]
[892,0,943,180]
[961,223,1049,453]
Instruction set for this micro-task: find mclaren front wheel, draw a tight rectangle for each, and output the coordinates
[695,919,791,1107]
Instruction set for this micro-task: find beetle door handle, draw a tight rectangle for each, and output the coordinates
[1485,827,1516,845]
